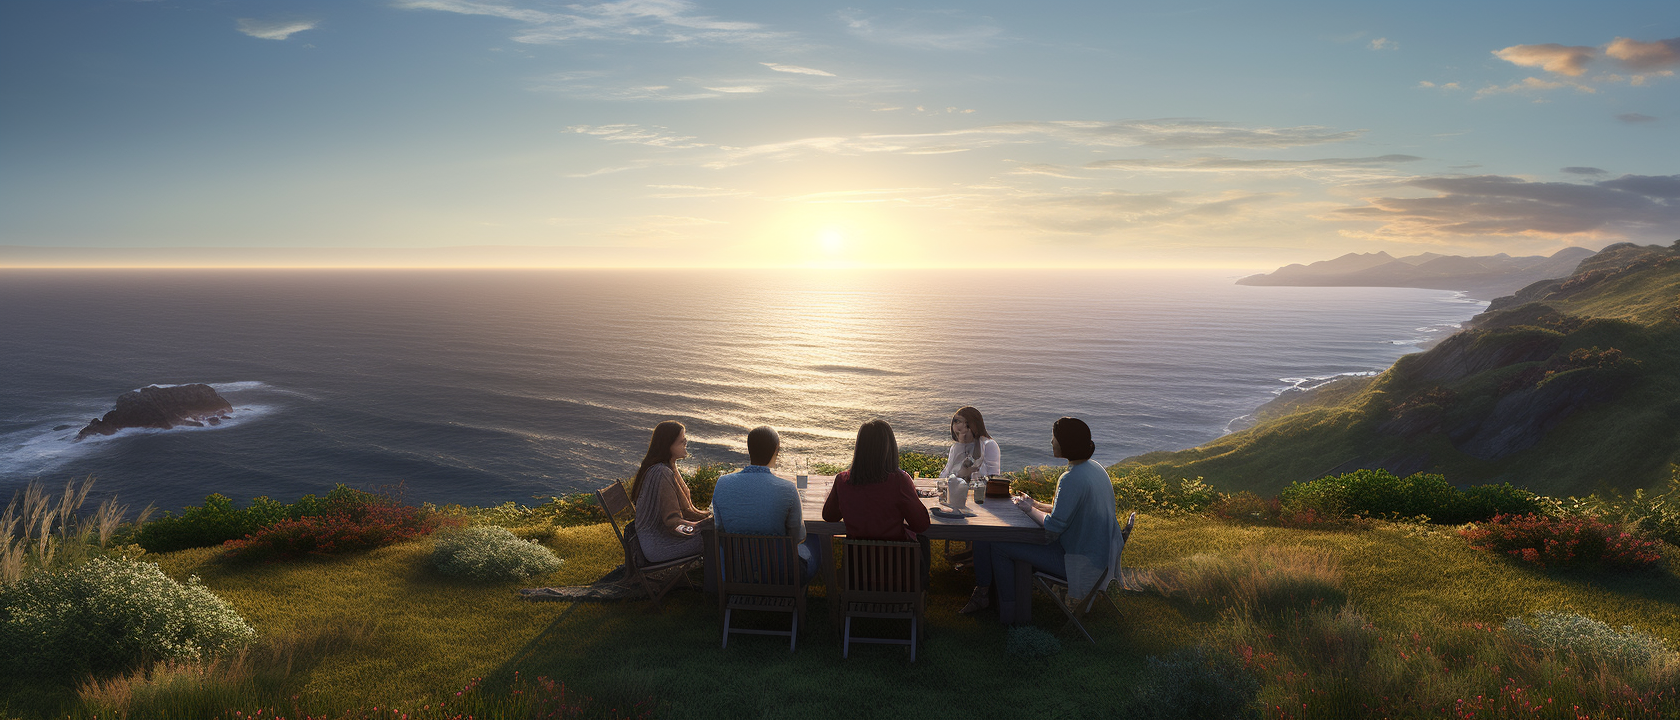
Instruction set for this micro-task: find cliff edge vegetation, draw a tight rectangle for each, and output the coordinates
[1124,241,1680,497]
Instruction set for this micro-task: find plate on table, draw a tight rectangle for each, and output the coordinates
[931,506,976,518]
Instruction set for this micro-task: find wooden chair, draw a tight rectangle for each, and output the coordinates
[714,532,806,651]
[1033,511,1135,643]
[595,480,702,611]
[837,538,925,661]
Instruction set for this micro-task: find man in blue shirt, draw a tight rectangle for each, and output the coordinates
[711,426,820,581]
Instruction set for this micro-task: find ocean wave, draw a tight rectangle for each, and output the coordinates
[1274,371,1379,395]
[0,403,278,479]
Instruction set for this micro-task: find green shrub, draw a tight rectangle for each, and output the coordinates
[1504,611,1677,666]
[0,557,255,678]
[1004,625,1062,659]
[134,485,383,553]
[1552,470,1680,546]
[898,451,948,479]
[1279,469,1540,525]
[1129,646,1260,720]
[430,526,564,582]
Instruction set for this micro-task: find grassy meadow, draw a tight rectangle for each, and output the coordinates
[4,482,1678,719]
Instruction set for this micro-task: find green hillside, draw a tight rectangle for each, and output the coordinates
[1124,242,1680,497]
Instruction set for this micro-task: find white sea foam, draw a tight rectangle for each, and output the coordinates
[0,402,278,478]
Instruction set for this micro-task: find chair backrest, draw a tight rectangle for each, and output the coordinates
[596,481,647,568]
[839,538,923,595]
[596,480,635,542]
[716,533,801,595]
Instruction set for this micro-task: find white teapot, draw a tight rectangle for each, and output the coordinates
[947,476,969,510]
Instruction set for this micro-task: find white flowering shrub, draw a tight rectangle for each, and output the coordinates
[0,557,256,678]
[429,526,564,582]
[1505,611,1677,666]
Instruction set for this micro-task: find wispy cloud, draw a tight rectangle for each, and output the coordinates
[236,18,318,40]
[1368,37,1397,51]
[761,62,834,76]
[1560,166,1606,176]
[568,124,710,148]
[1336,174,1680,239]
[569,118,1369,169]
[1013,190,1285,234]
[1087,154,1420,171]
[393,0,782,44]
[838,9,1002,51]
[1617,112,1658,123]
[1473,76,1589,99]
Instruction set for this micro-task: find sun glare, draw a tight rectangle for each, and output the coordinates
[820,227,845,254]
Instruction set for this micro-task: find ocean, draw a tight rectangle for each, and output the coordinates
[0,269,1486,512]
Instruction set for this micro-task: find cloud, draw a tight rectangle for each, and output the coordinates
[1560,167,1606,176]
[1335,174,1680,239]
[701,85,765,93]
[1474,76,1588,98]
[898,119,1364,150]
[1015,190,1284,234]
[568,124,710,148]
[1087,154,1420,171]
[236,18,318,40]
[571,118,1370,170]
[1369,37,1397,51]
[394,0,781,44]
[1494,43,1597,76]
[1418,81,1463,90]
[1605,37,1680,71]
[839,9,1002,51]
[761,62,834,76]
[1617,112,1658,123]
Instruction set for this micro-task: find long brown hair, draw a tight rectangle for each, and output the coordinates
[631,420,685,503]
[949,406,991,442]
[847,419,900,485]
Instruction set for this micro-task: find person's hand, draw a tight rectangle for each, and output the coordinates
[1012,494,1033,511]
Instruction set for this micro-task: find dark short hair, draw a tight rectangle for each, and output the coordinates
[949,406,991,442]
[747,426,780,466]
[1053,417,1095,463]
[847,419,900,485]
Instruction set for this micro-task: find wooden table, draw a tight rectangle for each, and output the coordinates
[792,473,1048,624]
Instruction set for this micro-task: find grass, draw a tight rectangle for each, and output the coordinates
[5,509,1678,718]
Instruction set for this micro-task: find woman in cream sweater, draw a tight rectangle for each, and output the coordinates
[630,420,712,562]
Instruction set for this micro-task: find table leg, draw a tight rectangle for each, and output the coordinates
[816,532,839,630]
[700,526,718,596]
[1011,558,1033,624]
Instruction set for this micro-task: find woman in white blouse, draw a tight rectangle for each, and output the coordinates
[942,406,1001,480]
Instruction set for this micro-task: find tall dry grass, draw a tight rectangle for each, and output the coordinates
[1169,545,1346,618]
[76,618,379,719]
[0,476,153,584]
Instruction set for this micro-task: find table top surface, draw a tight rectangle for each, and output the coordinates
[778,472,1046,542]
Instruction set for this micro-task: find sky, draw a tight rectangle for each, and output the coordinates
[1,0,1676,268]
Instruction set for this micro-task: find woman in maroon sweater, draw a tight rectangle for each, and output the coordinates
[822,419,931,541]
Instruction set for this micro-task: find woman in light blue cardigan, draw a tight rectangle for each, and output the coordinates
[960,417,1120,622]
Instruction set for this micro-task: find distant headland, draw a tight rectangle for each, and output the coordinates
[1237,246,1597,299]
